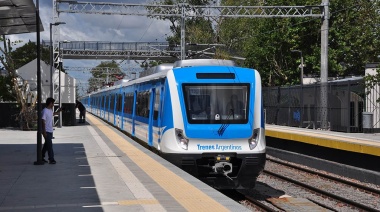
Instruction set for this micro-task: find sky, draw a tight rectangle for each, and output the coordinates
[6,0,172,94]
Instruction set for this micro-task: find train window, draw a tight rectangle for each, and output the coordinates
[154,89,160,120]
[182,83,250,124]
[124,93,134,114]
[116,94,123,112]
[110,94,115,111]
[136,91,150,118]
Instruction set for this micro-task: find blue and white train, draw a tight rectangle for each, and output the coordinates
[81,59,266,189]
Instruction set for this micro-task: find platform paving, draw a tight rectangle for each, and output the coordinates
[0,116,248,212]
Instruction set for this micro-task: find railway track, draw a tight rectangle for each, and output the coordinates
[267,157,380,196]
[219,189,280,211]
[264,157,380,212]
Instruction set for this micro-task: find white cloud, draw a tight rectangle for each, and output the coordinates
[7,0,175,94]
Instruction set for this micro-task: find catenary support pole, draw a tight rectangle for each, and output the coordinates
[320,0,329,130]
[34,0,44,165]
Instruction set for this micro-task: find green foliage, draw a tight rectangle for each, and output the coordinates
[0,40,50,100]
[87,61,123,92]
[9,41,50,69]
[0,38,41,129]
[218,0,380,86]
[152,0,215,45]
[0,75,16,101]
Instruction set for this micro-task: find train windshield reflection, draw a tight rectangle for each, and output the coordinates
[182,83,250,124]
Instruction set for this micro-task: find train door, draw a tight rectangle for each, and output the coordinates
[109,93,115,125]
[123,92,134,134]
[121,92,125,130]
[148,88,156,146]
[113,93,117,126]
[116,93,122,128]
[99,96,104,118]
[107,94,111,122]
[157,86,164,147]
[103,95,106,119]
[132,90,137,136]
[95,96,99,116]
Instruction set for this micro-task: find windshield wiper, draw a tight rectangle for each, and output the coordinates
[217,109,233,136]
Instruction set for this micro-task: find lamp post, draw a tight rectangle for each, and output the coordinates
[58,40,70,128]
[291,49,304,85]
[49,22,66,98]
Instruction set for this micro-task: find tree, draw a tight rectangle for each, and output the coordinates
[218,0,380,86]
[0,74,16,101]
[0,38,51,130]
[151,0,216,57]
[364,67,380,102]
[10,40,50,69]
[87,61,124,92]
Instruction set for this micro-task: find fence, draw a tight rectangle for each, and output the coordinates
[263,78,366,132]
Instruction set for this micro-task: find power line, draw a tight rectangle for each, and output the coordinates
[138,19,155,42]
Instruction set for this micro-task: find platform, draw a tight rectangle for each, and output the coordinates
[265,124,380,185]
[266,124,380,157]
[0,114,248,211]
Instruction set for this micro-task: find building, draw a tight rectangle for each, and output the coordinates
[16,59,77,126]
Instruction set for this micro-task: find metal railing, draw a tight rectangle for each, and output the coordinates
[263,78,366,132]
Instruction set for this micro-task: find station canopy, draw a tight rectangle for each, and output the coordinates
[0,0,44,35]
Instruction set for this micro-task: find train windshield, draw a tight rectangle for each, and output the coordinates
[182,83,250,124]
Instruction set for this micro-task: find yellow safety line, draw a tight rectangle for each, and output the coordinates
[87,114,229,212]
[266,127,380,157]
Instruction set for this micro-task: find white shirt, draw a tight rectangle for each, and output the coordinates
[42,108,54,133]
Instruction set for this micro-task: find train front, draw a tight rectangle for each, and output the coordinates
[160,64,266,189]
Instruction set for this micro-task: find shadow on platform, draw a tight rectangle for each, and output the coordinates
[0,143,103,211]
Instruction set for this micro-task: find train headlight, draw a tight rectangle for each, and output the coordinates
[248,128,260,150]
[175,128,189,150]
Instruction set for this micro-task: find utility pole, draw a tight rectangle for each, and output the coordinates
[49,22,65,97]
[34,0,44,165]
[320,0,329,130]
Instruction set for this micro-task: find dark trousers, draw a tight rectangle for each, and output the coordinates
[42,132,54,161]
[79,110,86,123]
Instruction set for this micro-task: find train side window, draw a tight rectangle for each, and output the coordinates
[137,91,150,118]
[117,94,122,112]
[124,93,134,114]
[110,94,115,111]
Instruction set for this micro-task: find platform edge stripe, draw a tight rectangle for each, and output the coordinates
[87,126,157,200]
[87,114,230,212]
[265,129,380,157]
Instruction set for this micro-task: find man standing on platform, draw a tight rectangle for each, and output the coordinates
[42,97,62,164]
[75,100,86,123]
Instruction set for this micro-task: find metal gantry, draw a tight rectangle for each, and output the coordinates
[54,41,224,61]
[56,1,324,60]
[59,41,181,60]
[53,0,330,129]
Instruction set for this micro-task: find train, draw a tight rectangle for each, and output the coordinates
[80,59,266,189]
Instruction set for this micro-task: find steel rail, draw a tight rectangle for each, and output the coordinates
[267,157,380,196]
[264,170,379,212]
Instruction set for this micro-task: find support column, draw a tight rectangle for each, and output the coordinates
[320,0,329,130]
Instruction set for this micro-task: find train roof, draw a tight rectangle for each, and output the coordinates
[139,63,174,78]
[86,59,238,96]
[173,59,235,68]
